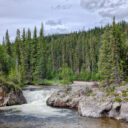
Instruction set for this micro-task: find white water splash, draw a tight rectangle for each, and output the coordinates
[0,86,72,118]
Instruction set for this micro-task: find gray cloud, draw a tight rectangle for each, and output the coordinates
[52,4,72,10]
[99,6,128,19]
[80,0,126,10]
[1,0,128,43]
[45,20,62,26]
[51,0,72,10]
[80,0,128,19]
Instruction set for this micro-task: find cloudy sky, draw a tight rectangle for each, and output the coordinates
[0,0,128,42]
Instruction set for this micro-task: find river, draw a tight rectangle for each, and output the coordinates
[0,85,128,128]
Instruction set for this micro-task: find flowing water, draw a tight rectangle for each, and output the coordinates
[0,86,128,128]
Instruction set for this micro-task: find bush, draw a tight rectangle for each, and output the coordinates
[114,97,122,102]
[0,76,21,90]
[73,71,101,81]
[124,98,128,101]
[75,72,91,81]
[122,93,127,97]
[61,63,73,89]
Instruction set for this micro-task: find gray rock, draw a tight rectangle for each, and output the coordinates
[109,102,121,118]
[118,103,128,121]
[78,97,112,118]
[0,86,26,107]
[47,81,128,122]
[47,81,100,109]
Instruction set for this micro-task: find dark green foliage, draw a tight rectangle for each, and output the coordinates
[5,30,12,56]
[0,74,21,90]
[114,97,122,102]
[99,19,125,86]
[62,63,73,86]
[99,25,112,86]
[0,20,128,87]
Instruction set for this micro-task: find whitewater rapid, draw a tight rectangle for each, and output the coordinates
[1,86,128,128]
[0,86,72,118]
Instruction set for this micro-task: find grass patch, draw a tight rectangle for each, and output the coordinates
[122,93,127,97]
[121,90,128,97]
[92,94,95,96]
[114,97,122,102]
[119,82,127,87]
[124,98,128,101]
[0,76,21,90]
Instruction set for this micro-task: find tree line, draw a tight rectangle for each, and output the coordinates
[0,19,128,87]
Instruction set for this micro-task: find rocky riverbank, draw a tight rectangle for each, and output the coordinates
[0,86,26,107]
[47,81,128,122]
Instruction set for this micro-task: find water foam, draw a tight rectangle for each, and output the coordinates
[0,86,72,118]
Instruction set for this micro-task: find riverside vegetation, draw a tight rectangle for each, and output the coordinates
[0,19,128,106]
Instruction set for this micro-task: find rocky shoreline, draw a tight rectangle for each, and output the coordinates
[0,86,26,107]
[47,81,128,122]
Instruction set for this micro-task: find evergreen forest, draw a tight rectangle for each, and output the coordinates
[0,19,128,88]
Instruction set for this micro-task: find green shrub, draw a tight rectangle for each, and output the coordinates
[122,93,127,97]
[92,94,95,96]
[119,82,127,86]
[106,93,110,97]
[122,90,127,97]
[124,98,128,101]
[87,94,90,97]
[0,76,21,90]
[114,97,122,102]
[105,85,116,94]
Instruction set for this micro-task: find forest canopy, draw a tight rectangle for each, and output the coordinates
[0,19,128,87]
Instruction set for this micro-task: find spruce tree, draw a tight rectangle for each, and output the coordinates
[110,19,124,84]
[31,27,38,80]
[99,19,125,86]
[20,28,26,82]
[5,30,12,56]
[15,29,21,78]
[26,28,33,82]
[36,24,47,80]
[99,25,112,86]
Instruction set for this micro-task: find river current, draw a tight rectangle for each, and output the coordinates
[0,86,128,128]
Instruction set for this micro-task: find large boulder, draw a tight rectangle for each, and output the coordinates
[109,102,121,119]
[46,90,81,108]
[118,103,128,121]
[78,88,114,118]
[78,97,112,118]
[0,86,26,107]
[47,81,128,122]
[47,81,99,108]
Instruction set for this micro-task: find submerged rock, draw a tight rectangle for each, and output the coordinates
[0,86,26,107]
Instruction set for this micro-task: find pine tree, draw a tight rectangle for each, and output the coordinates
[110,19,124,84]
[15,29,21,78]
[5,30,12,56]
[36,24,47,80]
[99,25,112,86]
[15,29,21,65]
[99,19,125,86]
[31,27,38,80]
[20,28,26,82]
[26,28,32,82]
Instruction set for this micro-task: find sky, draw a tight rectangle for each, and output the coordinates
[0,0,128,42]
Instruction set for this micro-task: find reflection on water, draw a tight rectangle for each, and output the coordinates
[81,118,128,128]
[0,86,128,128]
